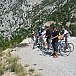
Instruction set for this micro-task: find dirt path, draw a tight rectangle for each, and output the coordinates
[12,37,76,76]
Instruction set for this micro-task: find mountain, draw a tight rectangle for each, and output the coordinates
[24,0,76,36]
[31,0,76,26]
[0,0,42,38]
[0,0,76,50]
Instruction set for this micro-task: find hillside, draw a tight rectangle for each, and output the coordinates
[0,0,76,50]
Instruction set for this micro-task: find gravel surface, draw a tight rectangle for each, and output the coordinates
[12,37,76,76]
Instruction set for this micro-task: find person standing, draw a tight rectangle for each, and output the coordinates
[30,29,36,41]
[46,26,52,50]
[52,26,59,58]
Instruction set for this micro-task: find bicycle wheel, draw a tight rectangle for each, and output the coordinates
[60,44,71,56]
[42,49,46,56]
[68,43,74,52]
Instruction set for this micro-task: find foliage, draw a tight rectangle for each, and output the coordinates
[0,0,76,51]
[28,68,35,73]
[31,0,76,29]
[0,50,41,76]
[0,49,27,76]
[0,27,30,50]
[69,24,76,36]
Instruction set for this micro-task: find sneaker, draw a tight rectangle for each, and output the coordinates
[53,55,58,58]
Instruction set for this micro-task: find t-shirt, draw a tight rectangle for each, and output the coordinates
[61,30,68,37]
[46,29,52,39]
[52,30,59,42]
[41,30,46,38]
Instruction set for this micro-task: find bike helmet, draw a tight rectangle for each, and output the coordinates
[39,26,42,28]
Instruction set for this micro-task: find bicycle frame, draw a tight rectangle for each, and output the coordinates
[58,39,71,56]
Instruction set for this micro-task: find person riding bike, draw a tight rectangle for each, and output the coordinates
[38,26,44,47]
[38,26,42,36]
[60,26,69,48]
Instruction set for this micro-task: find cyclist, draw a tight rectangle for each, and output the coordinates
[38,26,42,36]
[60,26,69,48]
[51,26,59,58]
[30,29,36,41]
[38,26,44,48]
[41,27,46,48]
[41,27,46,39]
[46,26,52,50]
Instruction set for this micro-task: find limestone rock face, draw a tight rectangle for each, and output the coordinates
[0,0,42,38]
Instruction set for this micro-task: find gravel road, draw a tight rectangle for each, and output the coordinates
[12,37,76,76]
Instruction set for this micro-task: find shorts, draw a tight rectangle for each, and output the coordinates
[52,42,58,52]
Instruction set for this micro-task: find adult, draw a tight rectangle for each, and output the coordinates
[52,26,59,58]
[46,26,52,50]
[38,26,43,36]
[38,26,44,48]
[60,26,69,48]
[30,29,36,41]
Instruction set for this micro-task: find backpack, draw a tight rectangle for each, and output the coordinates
[67,30,72,36]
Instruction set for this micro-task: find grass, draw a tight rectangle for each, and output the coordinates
[28,68,35,73]
[0,62,5,75]
[6,55,19,64]
[6,54,27,75]
[10,63,26,75]
[24,64,30,67]
[0,49,42,76]
[35,74,42,76]
[0,49,27,76]
[0,50,5,57]
[39,68,43,70]
[33,64,37,66]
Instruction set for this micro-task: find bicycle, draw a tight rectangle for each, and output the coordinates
[41,39,54,56]
[68,42,74,52]
[58,38,74,56]
[42,38,74,56]
[33,35,39,49]
[33,35,45,50]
